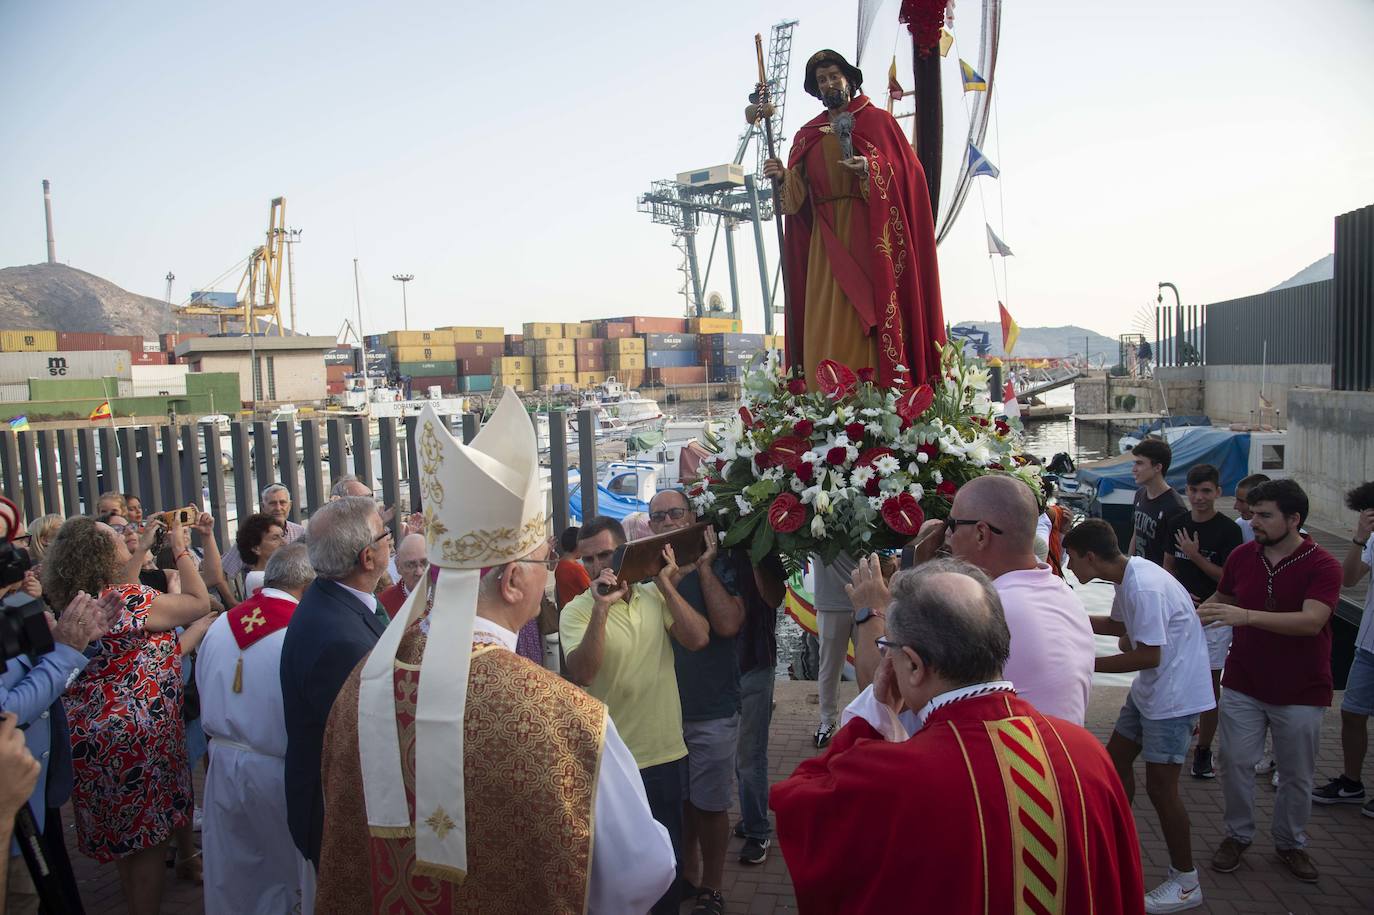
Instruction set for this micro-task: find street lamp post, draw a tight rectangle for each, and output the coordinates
[392,274,415,330]
[1158,282,1181,366]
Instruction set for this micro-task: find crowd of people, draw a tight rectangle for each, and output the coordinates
[0,423,1370,915]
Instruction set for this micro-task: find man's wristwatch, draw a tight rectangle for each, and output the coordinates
[1355,538,1369,547]
[854,607,884,625]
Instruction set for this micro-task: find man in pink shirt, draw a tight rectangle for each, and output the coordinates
[849,473,1096,723]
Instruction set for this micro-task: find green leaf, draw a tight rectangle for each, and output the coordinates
[744,478,780,502]
[750,522,776,565]
[721,510,765,548]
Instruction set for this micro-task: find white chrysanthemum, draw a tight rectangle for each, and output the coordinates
[860,407,882,418]
[735,495,753,516]
[908,483,924,500]
[917,452,930,464]
[801,450,821,464]
[702,490,717,505]
[874,455,901,476]
[850,465,875,487]
[865,422,883,436]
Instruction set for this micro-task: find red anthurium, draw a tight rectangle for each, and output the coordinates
[826,446,849,466]
[754,451,774,470]
[795,462,815,483]
[793,419,815,438]
[768,493,806,533]
[739,406,754,428]
[895,383,935,422]
[936,480,957,498]
[786,377,808,395]
[844,422,866,441]
[857,367,876,383]
[881,492,925,535]
[767,435,809,472]
[855,446,894,468]
[815,360,858,398]
[995,419,1010,435]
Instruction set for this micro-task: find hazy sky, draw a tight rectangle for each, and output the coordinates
[2,1,1371,346]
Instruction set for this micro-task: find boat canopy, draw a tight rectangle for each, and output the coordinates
[1078,427,1253,500]
[1122,414,1211,442]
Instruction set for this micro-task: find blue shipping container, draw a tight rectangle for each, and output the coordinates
[706,349,759,367]
[708,364,743,383]
[645,349,702,369]
[702,333,766,352]
[642,333,699,352]
[458,374,494,392]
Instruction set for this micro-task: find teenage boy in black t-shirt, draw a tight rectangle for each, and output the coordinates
[1165,463,1245,778]
[1129,438,1188,565]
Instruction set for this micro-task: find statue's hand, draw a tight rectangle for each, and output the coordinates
[762,158,786,180]
[839,156,868,177]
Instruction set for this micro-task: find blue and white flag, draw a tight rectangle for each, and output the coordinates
[986,224,1014,257]
[968,143,1000,179]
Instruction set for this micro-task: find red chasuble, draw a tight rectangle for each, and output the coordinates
[770,692,1144,915]
[782,94,946,387]
[226,592,297,649]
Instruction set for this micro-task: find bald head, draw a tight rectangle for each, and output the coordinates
[950,474,1039,554]
[396,533,428,590]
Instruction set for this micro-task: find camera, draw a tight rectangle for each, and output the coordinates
[0,539,31,589]
[1,590,53,664]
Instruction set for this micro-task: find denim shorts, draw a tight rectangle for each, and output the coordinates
[1342,649,1374,717]
[1114,692,1199,765]
[681,715,740,812]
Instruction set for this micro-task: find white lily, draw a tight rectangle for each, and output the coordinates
[735,494,753,516]
[814,489,832,514]
[811,515,827,538]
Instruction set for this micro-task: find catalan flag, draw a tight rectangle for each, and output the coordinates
[8,415,30,432]
[999,302,1020,356]
[89,401,111,422]
[887,55,905,102]
[968,143,1000,179]
[960,59,988,92]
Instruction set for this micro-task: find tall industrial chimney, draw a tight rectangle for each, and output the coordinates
[42,179,56,264]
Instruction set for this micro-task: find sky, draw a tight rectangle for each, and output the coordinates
[2,0,1371,347]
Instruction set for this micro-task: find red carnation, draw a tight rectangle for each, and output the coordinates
[918,442,940,460]
[995,419,1010,435]
[865,478,880,497]
[826,446,849,466]
[937,480,957,498]
[881,492,925,536]
[845,422,866,441]
[857,367,876,383]
[754,451,774,470]
[856,446,894,468]
[895,383,935,422]
[786,377,808,396]
[767,435,809,471]
[739,406,754,428]
[768,493,806,534]
[793,419,815,438]
[815,360,858,399]
[795,462,815,483]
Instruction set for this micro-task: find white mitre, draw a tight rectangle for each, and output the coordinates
[357,387,545,882]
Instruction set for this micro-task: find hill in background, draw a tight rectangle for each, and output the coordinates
[950,320,1122,362]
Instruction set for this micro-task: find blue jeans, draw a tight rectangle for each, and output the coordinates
[640,757,686,913]
[736,665,776,841]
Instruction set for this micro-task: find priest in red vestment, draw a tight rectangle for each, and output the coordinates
[771,559,1144,915]
[764,49,946,387]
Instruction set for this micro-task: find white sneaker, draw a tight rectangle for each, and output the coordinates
[1254,754,1275,775]
[1144,871,1204,913]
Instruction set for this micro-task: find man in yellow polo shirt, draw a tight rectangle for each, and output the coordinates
[561,515,710,915]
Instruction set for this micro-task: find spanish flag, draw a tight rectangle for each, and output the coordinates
[784,573,855,666]
[998,302,1020,356]
[887,56,905,102]
[89,401,111,422]
[960,59,988,92]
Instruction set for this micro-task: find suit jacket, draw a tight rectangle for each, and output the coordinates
[280,578,387,866]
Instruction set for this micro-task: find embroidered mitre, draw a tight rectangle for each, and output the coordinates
[357,387,545,882]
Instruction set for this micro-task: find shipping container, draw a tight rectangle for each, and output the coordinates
[535,372,577,388]
[496,356,531,375]
[397,360,458,376]
[324,347,357,367]
[101,335,144,354]
[708,364,743,383]
[534,354,576,373]
[688,317,743,335]
[142,339,161,353]
[705,349,758,367]
[492,375,535,393]
[0,350,132,384]
[326,380,346,396]
[130,351,169,366]
[439,326,505,344]
[643,333,699,352]
[364,334,387,349]
[386,329,455,347]
[525,338,574,357]
[0,330,58,352]
[58,332,107,351]
[607,353,646,371]
[455,357,493,376]
[611,369,646,388]
[410,376,460,395]
[572,338,602,357]
[597,321,633,339]
[394,345,450,363]
[0,382,29,403]
[700,333,766,352]
[159,332,208,352]
[326,365,350,383]
[576,352,607,372]
[647,366,709,386]
[131,365,189,385]
[522,322,563,340]
[575,371,606,387]
[457,374,494,393]
[453,342,501,359]
[610,316,688,335]
[603,337,646,355]
[645,349,701,369]
[764,334,786,351]
[563,323,595,339]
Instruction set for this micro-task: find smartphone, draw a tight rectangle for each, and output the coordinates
[155,504,198,527]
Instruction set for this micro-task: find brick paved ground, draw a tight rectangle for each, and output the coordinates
[63,682,1372,914]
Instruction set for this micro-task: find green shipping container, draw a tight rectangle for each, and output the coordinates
[397,360,458,376]
[27,376,123,401]
[186,372,242,412]
[457,374,493,393]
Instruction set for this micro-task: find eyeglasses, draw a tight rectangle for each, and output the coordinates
[648,507,688,524]
[397,558,430,572]
[875,637,928,666]
[944,517,1004,536]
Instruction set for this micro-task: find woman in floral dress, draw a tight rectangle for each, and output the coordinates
[42,516,213,914]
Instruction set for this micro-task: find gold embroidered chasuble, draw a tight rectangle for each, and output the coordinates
[318,625,606,914]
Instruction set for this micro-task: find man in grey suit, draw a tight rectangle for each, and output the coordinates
[279,497,391,879]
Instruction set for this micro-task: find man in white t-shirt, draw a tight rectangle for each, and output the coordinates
[1233,474,1270,546]
[1066,519,1215,914]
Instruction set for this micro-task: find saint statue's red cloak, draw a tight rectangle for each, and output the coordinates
[770,692,1144,915]
[781,95,947,387]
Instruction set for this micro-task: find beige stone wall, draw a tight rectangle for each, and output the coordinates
[197,351,326,405]
[1288,388,1374,528]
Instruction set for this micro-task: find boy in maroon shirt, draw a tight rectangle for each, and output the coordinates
[1198,479,1343,884]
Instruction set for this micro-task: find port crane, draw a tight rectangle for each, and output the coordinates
[175,197,290,335]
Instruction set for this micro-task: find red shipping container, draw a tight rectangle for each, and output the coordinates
[453,342,500,359]
[131,351,168,365]
[648,366,708,386]
[326,381,346,396]
[160,332,207,352]
[597,322,633,339]
[326,365,350,382]
[411,375,459,395]
[609,317,686,335]
[577,352,607,372]
[101,335,143,353]
[58,332,107,351]
[456,357,493,375]
[574,339,602,357]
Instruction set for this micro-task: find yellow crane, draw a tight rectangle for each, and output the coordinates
[176,197,288,335]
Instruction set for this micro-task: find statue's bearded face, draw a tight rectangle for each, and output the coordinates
[814,64,851,110]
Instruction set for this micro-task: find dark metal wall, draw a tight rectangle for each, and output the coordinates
[1201,280,1334,365]
[1333,204,1374,391]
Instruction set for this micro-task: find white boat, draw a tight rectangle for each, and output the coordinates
[582,378,663,430]
[330,376,467,419]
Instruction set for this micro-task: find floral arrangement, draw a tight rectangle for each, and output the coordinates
[689,343,1041,571]
[900,0,955,57]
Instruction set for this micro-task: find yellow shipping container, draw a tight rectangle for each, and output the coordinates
[494,377,534,393]
[525,338,573,356]
[385,329,455,347]
[764,334,786,350]
[439,326,505,343]
[563,323,595,339]
[535,372,577,388]
[611,369,645,388]
[687,317,742,335]
[0,329,58,352]
[495,356,531,375]
[603,337,645,354]
[522,322,563,339]
[534,354,576,373]
[576,371,606,387]
[393,345,451,362]
[607,353,646,371]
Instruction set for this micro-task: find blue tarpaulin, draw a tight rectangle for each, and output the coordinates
[1078,428,1252,500]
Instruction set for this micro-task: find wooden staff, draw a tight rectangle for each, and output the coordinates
[753,33,799,377]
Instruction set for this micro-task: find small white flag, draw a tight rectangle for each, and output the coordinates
[986,225,1014,257]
